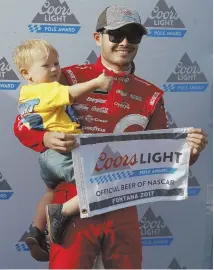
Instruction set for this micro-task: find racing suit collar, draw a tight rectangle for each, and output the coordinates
[95,56,135,77]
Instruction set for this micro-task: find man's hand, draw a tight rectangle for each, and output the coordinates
[187,128,208,165]
[43,132,79,152]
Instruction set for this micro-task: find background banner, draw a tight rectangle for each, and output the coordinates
[0,0,212,268]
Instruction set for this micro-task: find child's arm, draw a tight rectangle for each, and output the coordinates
[68,70,113,100]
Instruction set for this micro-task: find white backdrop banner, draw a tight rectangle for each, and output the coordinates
[73,128,190,218]
[0,0,212,269]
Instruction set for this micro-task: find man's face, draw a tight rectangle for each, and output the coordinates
[95,25,143,71]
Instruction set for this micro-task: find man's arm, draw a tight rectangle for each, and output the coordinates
[14,115,46,152]
[14,115,78,152]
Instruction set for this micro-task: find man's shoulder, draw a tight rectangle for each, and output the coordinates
[62,63,98,84]
[63,63,96,73]
[132,74,164,94]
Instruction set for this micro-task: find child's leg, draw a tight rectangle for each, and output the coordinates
[41,150,78,245]
[33,187,54,230]
[25,187,54,262]
[46,195,79,244]
[25,149,62,261]
[61,194,79,216]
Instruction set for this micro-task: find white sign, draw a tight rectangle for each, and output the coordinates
[73,128,190,218]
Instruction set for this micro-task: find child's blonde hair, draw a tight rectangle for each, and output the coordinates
[13,39,59,73]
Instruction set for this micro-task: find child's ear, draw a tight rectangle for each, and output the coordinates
[20,68,30,80]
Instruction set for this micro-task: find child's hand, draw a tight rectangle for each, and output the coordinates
[96,70,113,91]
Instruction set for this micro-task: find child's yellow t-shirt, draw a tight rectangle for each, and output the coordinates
[18,82,81,134]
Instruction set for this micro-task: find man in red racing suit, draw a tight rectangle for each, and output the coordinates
[14,56,167,269]
[13,5,207,269]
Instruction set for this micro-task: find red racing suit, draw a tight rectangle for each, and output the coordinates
[14,56,167,269]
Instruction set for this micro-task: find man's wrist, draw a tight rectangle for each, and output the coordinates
[42,132,49,149]
[189,152,199,166]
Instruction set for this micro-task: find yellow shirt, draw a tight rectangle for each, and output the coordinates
[18,82,82,134]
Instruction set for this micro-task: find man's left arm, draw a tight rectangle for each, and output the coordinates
[146,98,208,166]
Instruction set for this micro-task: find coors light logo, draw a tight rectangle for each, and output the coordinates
[144,0,187,38]
[139,207,173,246]
[0,57,20,90]
[0,171,13,200]
[15,225,31,252]
[93,144,136,175]
[84,50,98,65]
[28,0,81,34]
[168,258,187,269]
[163,53,209,92]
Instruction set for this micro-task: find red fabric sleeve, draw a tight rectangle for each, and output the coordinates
[61,66,79,85]
[13,115,46,152]
[146,97,168,130]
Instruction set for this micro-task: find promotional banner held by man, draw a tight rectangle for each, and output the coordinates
[73,128,190,218]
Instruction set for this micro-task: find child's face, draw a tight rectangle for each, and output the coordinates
[28,50,61,84]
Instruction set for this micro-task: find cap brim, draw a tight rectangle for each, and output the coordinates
[105,22,147,35]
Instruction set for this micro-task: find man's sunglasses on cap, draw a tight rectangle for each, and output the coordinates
[100,29,143,44]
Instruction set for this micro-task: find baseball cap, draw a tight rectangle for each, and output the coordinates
[96,5,147,35]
